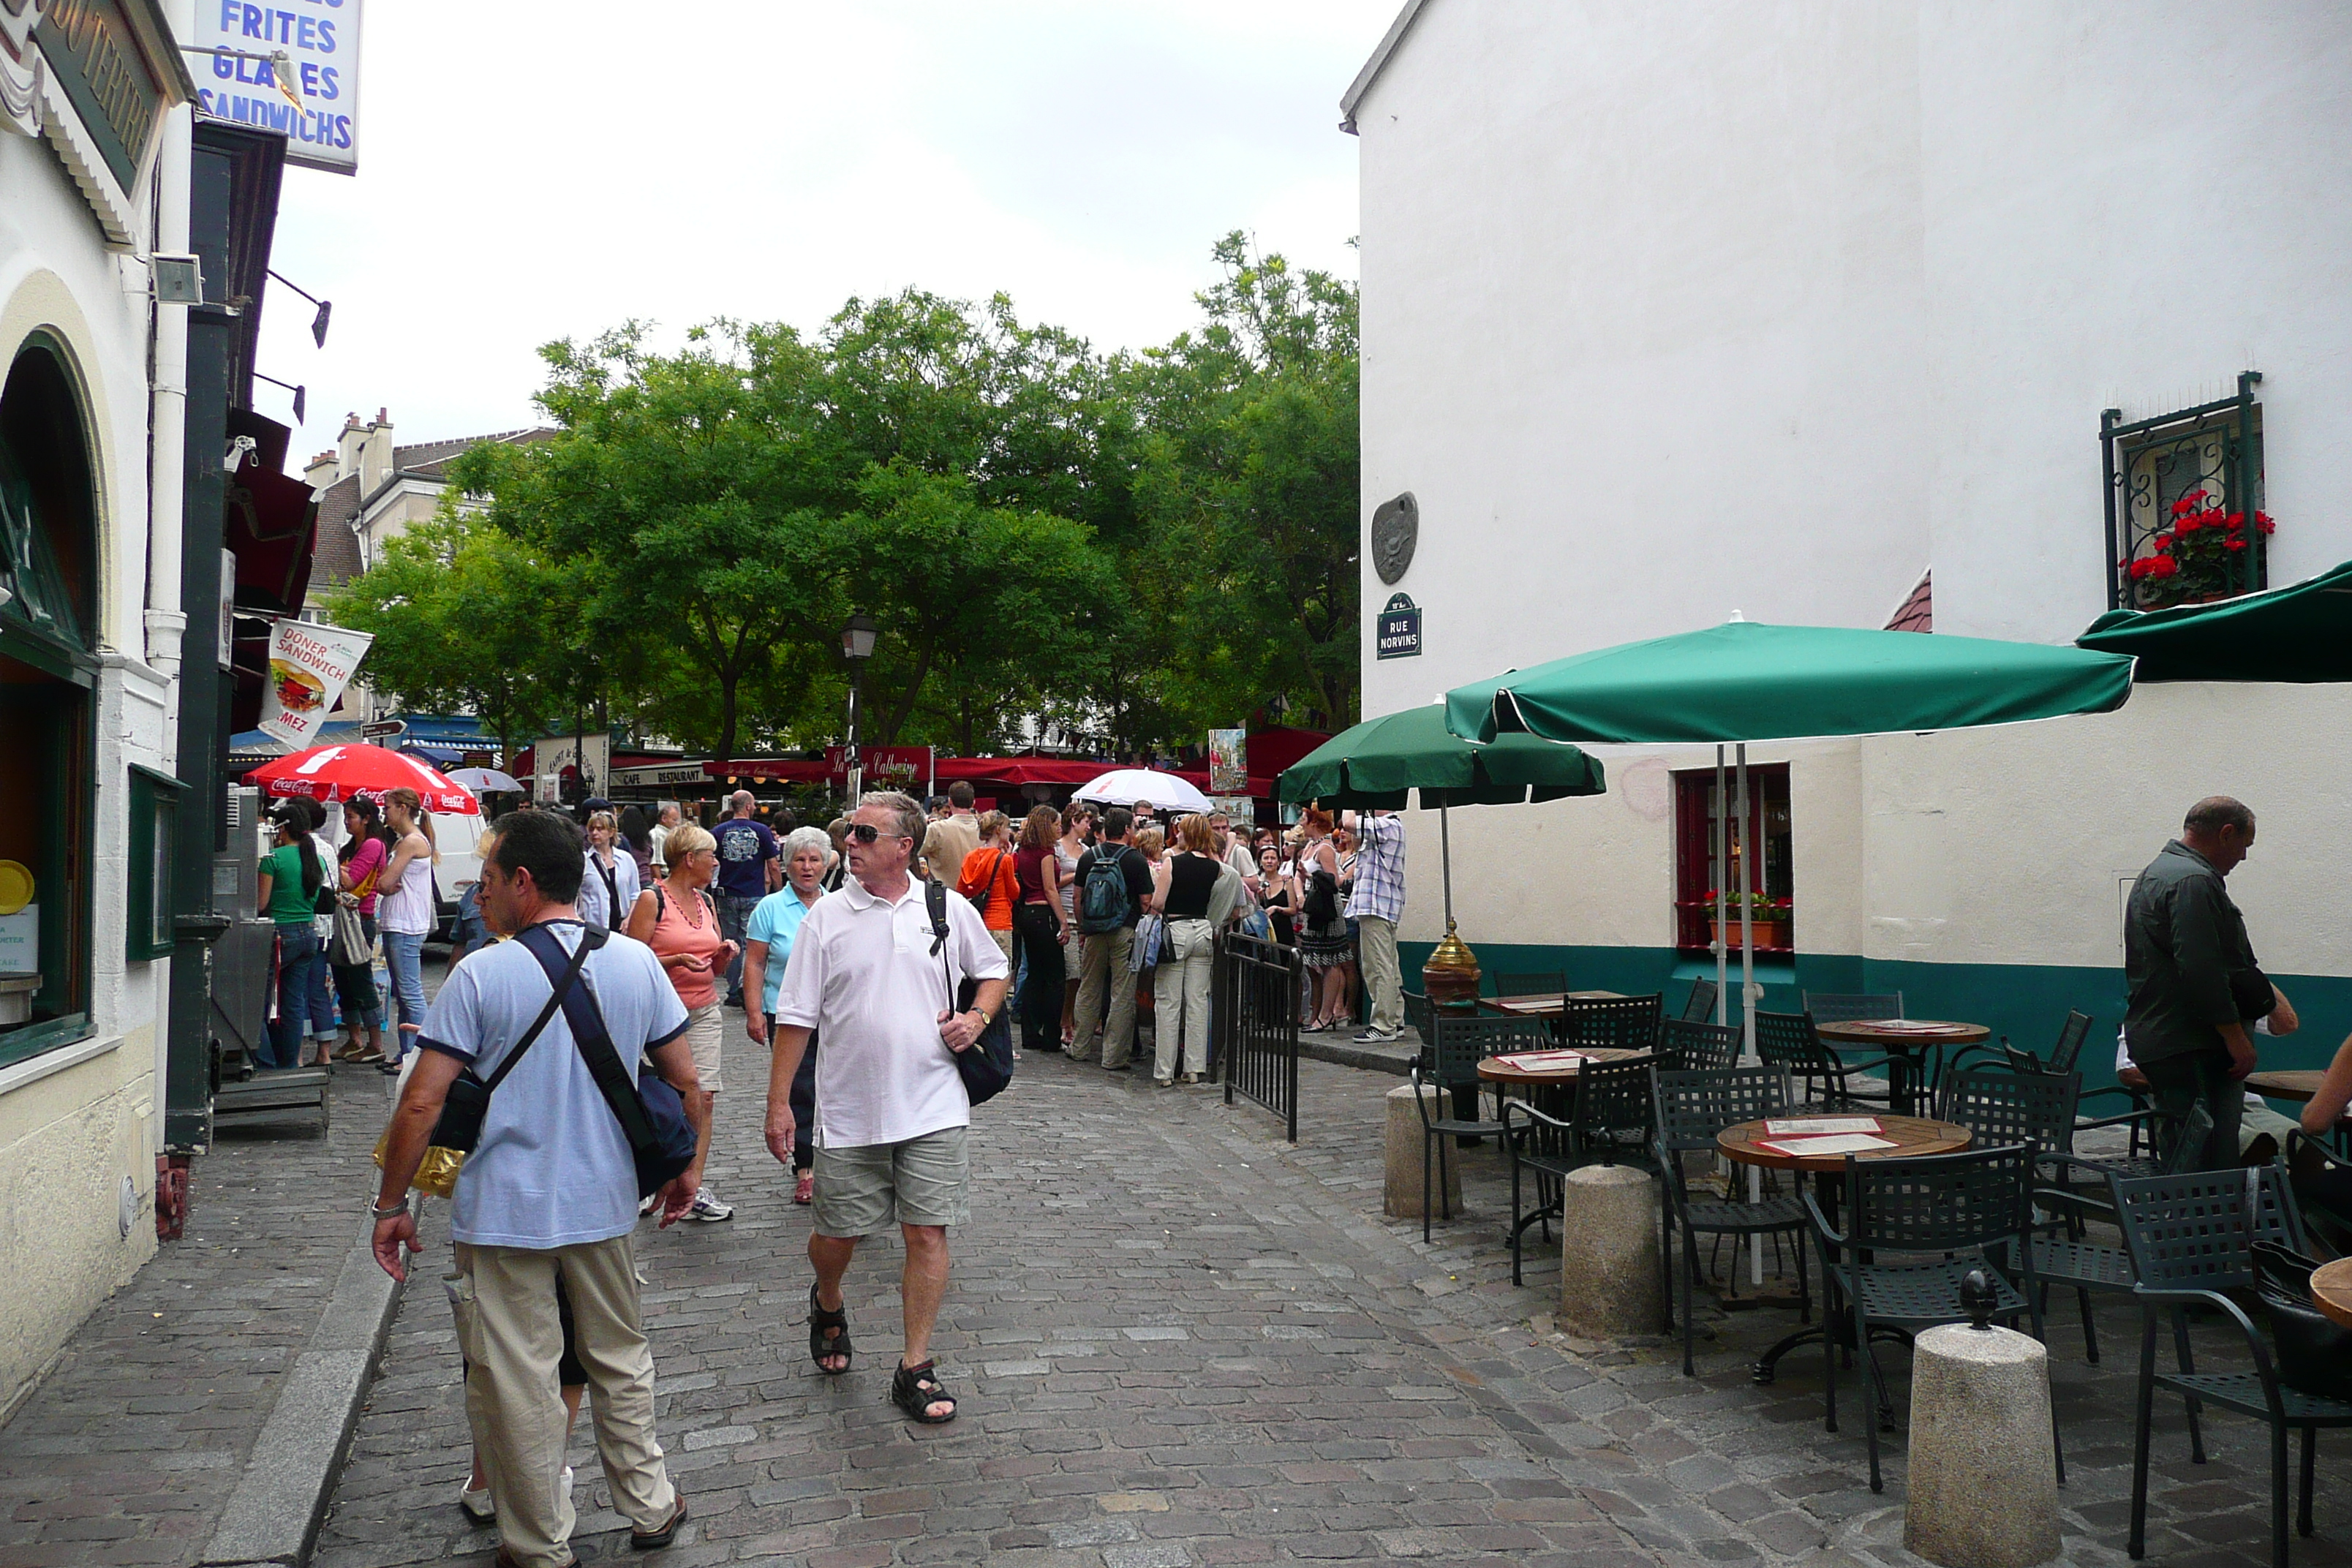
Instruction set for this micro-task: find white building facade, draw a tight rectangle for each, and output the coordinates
[0,0,196,1410]
[1348,1,2352,1068]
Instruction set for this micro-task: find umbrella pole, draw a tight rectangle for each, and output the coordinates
[1714,747,1728,1028]
[1738,744,1763,1284]
[1441,802,1454,934]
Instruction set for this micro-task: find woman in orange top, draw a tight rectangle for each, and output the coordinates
[955,810,1019,965]
[625,821,736,1223]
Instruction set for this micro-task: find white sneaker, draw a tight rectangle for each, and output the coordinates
[685,1188,734,1222]
[638,1192,661,1217]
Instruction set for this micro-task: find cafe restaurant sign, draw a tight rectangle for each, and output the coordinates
[1376,592,1422,660]
[192,0,363,173]
[8,0,194,243]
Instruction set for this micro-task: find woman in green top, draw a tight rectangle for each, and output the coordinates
[257,807,328,1071]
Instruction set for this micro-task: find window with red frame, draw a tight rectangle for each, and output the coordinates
[1672,764,1792,954]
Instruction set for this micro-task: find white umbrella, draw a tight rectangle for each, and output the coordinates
[1071,768,1213,813]
[448,766,524,794]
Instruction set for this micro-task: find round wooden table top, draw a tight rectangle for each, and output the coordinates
[1717,1115,1974,1174]
[1813,1018,1990,1048]
[1476,1046,1646,1085]
[2313,1258,2352,1333]
[2246,1069,2329,1103]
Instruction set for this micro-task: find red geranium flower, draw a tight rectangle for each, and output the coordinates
[2225,538,2249,552]
[2152,557,2179,578]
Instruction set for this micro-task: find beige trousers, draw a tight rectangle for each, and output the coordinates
[1357,914,1403,1034]
[451,1235,677,1567]
[1153,918,1215,1081]
[1071,924,1137,1068]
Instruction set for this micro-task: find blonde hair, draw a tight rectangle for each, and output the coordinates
[587,810,617,836]
[976,810,1009,843]
[1175,813,1215,855]
[385,787,440,863]
[1133,824,1165,859]
[663,822,716,871]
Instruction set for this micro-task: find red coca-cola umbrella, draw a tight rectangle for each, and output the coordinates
[244,745,482,815]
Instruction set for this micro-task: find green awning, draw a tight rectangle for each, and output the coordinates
[1277,704,1605,809]
[2076,559,2352,682]
[1445,619,2135,745]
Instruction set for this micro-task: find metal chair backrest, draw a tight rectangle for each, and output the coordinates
[1844,1143,2035,1256]
[2158,1101,2217,1175]
[1753,1009,1841,1096]
[1425,1011,1552,1089]
[1803,990,1906,1023]
[2111,1161,2307,1296]
[1490,970,1569,1000]
[1657,1017,1739,1073]
[2003,1009,2095,1075]
[1574,1052,1660,1156]
[1654,1066,1792,1156]
[1681,976,1719,1022]
[1558,992,1663,1052]
[1935,1066,2081,1156]
[1402,990,1433,1041]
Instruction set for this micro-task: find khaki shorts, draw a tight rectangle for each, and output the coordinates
[812,1126,970,1236]
[682,1003,724,1093]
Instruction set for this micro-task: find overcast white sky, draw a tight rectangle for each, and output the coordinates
[250,1,1393,458]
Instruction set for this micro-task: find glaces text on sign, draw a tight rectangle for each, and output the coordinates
[1376,593,1422,660]
[192,0,361,173]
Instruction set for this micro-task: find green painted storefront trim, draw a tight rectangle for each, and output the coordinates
[1399,941,2352,1102]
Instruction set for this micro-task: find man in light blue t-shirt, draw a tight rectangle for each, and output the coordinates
[372,812,706,1566]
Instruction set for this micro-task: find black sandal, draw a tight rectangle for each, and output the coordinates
[890,1359,957,1424]
[807,1283,851,1375]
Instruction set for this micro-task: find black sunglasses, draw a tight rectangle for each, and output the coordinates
[843,823,908,845]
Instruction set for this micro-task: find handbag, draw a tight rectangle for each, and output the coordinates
[1129,911,1165,971]
[925,880,1013,1106]
[372,926,593,1198]
[2251,1239,2352,1403]
[513,924,698,1199]
[328,900,372,968]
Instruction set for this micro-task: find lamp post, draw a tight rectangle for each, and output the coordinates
[840,613,879,804]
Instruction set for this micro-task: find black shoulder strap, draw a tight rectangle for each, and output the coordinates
[484,924,599,1093]
[927,877,949,956]
[652,882,666,923]
[516,923,660,1153]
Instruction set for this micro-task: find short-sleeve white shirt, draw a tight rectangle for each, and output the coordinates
[772,875,1010,1150]
[421,923,688,1248]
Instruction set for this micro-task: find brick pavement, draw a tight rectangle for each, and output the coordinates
[0,1059,404,1568]
[310,1022,2333,1568]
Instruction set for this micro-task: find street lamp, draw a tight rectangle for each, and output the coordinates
[840,613,879,804]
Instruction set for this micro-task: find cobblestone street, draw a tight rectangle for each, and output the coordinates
[306,1025,2343,1568]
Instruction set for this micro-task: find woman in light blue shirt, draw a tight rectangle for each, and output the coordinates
[742,826,833,1205]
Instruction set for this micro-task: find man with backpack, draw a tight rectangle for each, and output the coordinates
[1068,807,1155,1071]
[370,810,705,1567]
[763,791,1007,1427]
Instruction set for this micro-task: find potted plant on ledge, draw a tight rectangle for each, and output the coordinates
[2123,490,2274,608]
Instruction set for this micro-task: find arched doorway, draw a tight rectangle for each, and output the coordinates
[0,336,99,1058]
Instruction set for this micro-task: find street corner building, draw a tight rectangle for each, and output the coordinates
[0,0,305,1414]
[1344,2,2352,1079]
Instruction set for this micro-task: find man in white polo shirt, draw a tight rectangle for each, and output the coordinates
[763,790,1008,1425]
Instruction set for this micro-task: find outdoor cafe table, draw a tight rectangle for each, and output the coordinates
[1475,1046,1649,1240]
[1716,1115,1975,1388]
[2313,1258,2352,1333]
[2245,1069,2351,1153]
[1478,990,1627,1019]
[1812,1018,1990,1116]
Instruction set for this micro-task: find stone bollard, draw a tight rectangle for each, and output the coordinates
[1904,1323,2061,1568]
[1383,1082,1462,1219]
[1556,1164,1662,1337]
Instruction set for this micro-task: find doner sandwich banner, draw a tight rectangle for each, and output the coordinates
[260,619,374,747]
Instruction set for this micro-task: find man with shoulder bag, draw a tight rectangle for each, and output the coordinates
[373,810,707,1568]
[1068,807,1154,1071]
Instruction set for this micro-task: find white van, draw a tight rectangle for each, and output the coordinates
[293,799,486,943]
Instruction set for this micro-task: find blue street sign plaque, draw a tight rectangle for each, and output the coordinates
[1376,592,1422,660]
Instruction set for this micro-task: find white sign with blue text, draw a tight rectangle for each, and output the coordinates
[191,0,363,174]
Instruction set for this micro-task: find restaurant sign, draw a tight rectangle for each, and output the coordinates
[1376,592,1422,660]
[192,0,362,173]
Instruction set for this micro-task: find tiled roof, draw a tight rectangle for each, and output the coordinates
[309,472,362,587]
[392,426,557,478]
[1884,570,1932,633]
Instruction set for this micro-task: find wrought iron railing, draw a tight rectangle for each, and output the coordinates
[2103,371,2265,611]
[1215,931,1299,1142]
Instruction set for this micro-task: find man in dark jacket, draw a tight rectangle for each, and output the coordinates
[2123,796,2262,1170]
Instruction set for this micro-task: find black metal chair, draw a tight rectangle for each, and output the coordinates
[1402,988,1433,1044]
[1754,1009,1897,1112]
[1658,1017,1739,1073]
[1681,975,1719,1022]
[1499,1052,1662,1285]
[1556,992,1663,1052]
[2114,1164,2352,1568]
[1806,1142,2055,1493]
[1801,990,1905,1023]
[1489,970,1568,1000]
[1414,1014,1550,1243]
[1654,1066,1811,1373]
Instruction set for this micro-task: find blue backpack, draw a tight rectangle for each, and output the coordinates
[1078,849,1134,935]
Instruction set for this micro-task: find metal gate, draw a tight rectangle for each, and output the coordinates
[1215,932,1300,1141]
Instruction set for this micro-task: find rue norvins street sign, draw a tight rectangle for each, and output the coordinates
[1376,593,1421,660]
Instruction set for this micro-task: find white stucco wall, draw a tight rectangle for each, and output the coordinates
[1354,1,2352,987]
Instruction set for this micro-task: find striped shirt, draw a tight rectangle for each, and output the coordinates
[1344,814,1406,923]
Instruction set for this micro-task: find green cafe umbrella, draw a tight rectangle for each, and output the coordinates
[1276,704,1607,946]
[2077,558,2352,682]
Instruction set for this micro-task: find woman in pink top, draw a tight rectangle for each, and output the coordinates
[330,797,390,1062]
[625,821,736,1222]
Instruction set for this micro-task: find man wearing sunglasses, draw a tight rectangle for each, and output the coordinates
[762,791,1007,1425]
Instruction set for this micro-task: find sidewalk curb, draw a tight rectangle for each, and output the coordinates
[1297,1033,1419,1076]
[198,1213,407,1567]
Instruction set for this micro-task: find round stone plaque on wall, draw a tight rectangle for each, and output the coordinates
[1371,491,1418,585]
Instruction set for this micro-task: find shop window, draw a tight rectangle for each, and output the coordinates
[1672,764,1793,955]
[125,768,180,962]
[0,341,99,1065]
[2103,372,2267,610]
